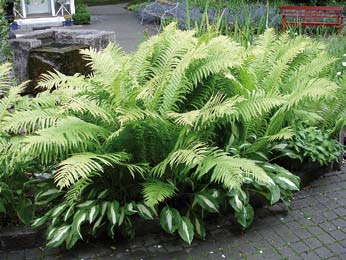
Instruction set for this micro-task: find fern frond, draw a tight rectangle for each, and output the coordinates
[23,117,108,164]
[0,63,12,94]
[142,179,177,206]
[80,43,125,76]
[195,149,271,188]
[65,96,113,123]
[37,70,88,90]
[65,178,92,203]
[237,91,285,122]
[1,108,64,134]
[55,152,130,189]
[168,94,244,129]
[286,78,338,109]
[152,141,208,177]
[0,85,26,121]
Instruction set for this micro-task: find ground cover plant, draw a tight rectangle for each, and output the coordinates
[1,23,344,249]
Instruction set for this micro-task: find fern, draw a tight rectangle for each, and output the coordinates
[54,152,130,189]
[142,179,177,206]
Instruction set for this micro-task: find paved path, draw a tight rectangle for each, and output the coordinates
[1,170,346,260]
[14,3,157,53]
[82,3,157,53]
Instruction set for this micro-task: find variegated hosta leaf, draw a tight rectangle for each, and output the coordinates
[118,207,125,226]
[89,205,100,224]
[64,206,75,222]
[32,214,48,228]
[107,201,120,225]
[97,189,109,199]
[124,201,137,215]
[234,204,254,229]
[136,202,157,220]
[192,216,206,240]
[229,194,244,212]
[65,229,80,250]
[271,174,299,191]
[46,225,70,247]
[178,216,194,245]
[92,215,104,235]
[159,206,181,234]
[77,200,95,208]
[72,210,88,239]
[194,193,219,213]
[47,227,57,241]
[100,201,108,216]
[51,204,68,218]
[35,188,62,205]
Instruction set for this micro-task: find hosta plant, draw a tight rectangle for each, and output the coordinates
[1,25,341,248]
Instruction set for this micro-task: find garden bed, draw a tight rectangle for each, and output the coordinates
[0,164,334,251]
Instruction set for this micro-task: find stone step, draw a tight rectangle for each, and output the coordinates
[16,17,65,30]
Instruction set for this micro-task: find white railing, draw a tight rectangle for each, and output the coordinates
[16,0,75,19]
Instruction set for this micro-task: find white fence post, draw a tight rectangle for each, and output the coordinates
[20,0,27,18]
[51,0,56,16]
[70,0,76,15]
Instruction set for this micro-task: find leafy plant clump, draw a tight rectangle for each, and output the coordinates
[72,4,91,25]
[287,127,342,165]
[1,25,344,248]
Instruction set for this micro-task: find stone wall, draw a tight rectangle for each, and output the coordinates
[9,29,115,83]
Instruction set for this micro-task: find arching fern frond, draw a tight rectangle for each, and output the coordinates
[1,108,64,134]
[142,179,177,206]
[168,94,244,129]
[23,117,108,164]
[54,152,130,189]
[37,70,88,91]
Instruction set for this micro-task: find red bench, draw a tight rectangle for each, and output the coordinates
[280,6,344,32]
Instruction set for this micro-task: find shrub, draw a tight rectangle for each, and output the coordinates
[72,4,91,25]
[1,25,343,248]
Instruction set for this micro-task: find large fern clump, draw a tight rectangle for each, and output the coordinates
[1,24,342,248]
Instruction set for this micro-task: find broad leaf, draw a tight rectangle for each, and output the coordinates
[65,229,80,250]
[77,200,95,208]
[137,203,157,220]
[51,204,68,218]
[107,201,120,225]
[46,225,70,247]
[235,204,254,229]
[16,199,34,225]
[97,189,109,199]
[194,193,219,213]
[192,216,206,240]
[178,216,194,245]
[124,201,137,215]
[72,210,87,239]
[273,176,299,191]
[160,206,181,234]
[64,206,75,222]
[89,205,100,223]
[32,214,48,228]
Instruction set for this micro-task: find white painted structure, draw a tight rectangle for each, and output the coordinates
[18,0,75,18]
[15,0,76,28]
